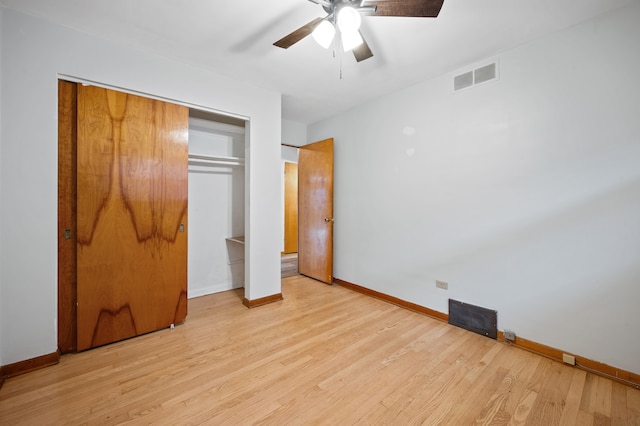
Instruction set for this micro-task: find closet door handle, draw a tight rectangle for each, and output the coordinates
[324,217,334,223]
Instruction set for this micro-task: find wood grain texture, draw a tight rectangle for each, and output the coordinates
[76,85,188,351]
[281,253,299,278]
[335,278,449,322]
[273,17,323,49]
[58,80,78,354]
[1,276,638,424]
[498,332,640,389]
[368,0,445,17]
[298,138,334,284]
[0,351,59,380]
[283,162,298,254]
[242,293,284,308]
[339,278,640,390]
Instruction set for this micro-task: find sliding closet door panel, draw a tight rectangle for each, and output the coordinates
[58,80,78,354]
[76,85,188,351]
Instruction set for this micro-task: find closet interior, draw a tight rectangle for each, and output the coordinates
[187,109,247,299]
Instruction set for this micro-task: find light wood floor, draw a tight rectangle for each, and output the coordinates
[281,253,299,279]
[1,276,639,425]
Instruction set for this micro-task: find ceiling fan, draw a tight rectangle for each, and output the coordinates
[273,0,445,62]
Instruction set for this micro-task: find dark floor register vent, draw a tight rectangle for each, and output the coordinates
[448,299,497,339]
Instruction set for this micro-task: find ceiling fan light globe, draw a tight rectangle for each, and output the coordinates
[341,29,363,52]
[337,6,361,32]
[312,20,336,49]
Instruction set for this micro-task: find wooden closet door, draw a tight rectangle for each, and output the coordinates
[76,85,188,351]
[58,80,78,354]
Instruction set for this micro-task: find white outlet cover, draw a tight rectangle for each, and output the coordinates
[436,280,448,290]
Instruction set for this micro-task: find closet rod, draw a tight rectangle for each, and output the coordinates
[188,159,244,167]
[189,153,242,160]
[188,154,245,167]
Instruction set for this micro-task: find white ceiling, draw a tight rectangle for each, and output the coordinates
[0,0,634,124]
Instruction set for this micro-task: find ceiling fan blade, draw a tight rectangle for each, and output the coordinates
[364,0,445,17]
[353,33,373,62]
[307,0,332,7]
[273,17,324,49]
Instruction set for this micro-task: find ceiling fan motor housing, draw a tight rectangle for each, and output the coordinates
[322,0,366,15]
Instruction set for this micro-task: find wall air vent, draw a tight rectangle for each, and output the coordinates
[453,71,474,91]
[448,299,497,339]
[474,63,496,84]
[453,60,499,92]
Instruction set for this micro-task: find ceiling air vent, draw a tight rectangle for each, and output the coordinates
[453,60,498,92]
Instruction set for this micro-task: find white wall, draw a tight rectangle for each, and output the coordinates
[0,9,281,366]
[309,3,640,374]
[282,119,307,147]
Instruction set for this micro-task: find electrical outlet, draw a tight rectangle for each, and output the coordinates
[436,280,448,290]
[562,353,576,366]
[504,330,516,341]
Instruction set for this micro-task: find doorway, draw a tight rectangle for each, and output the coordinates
[282,145,299,278]
[280,138,334,284]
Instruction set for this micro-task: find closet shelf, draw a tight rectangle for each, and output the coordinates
[188,153,245,167]
[225,236,245,245]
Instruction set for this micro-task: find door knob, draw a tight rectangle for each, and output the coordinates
[324,217,334,222]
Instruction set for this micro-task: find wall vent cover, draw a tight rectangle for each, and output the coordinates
[453,61,498,92]
[474,63,497,84]
[453,71,474,91]
[448,299,497,339]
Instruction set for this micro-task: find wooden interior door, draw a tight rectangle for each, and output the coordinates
[298,138,334,284]
[283,161,298,254]
[76,85,189,351]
